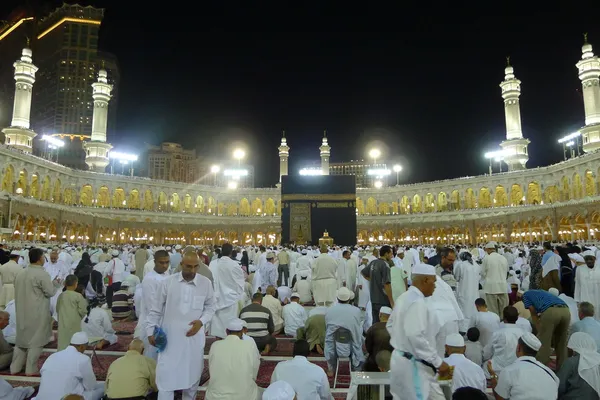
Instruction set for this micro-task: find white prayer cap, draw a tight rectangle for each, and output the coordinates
[70,331,89,345]
[111,249,119,256]
[569,253,585,263]
[262,380,295,400]
[336,287,355,302]
[379,306,392,315]
[227,318,244,332]
[175,244,182,250]
[301,249,308,255]
[291,292,300,299]
[521,332,542,351]
[445,333,465,347]
[299,270,309,278]
[582,250,595,257]
[266,252,275,259]
[548,287,559,296]
[10,250,20,256]
[397,249,404,254]
[166,246,172,251]
[484,241,497,249]
[242,320,248,328]
[412,263,436,276]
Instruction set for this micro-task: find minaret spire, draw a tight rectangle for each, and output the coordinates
[499,59,530,170]
[576,34,600,152]
[319,129,331,175]
[2,44,39,153]
[83,66,113,172]
[278,129,290,183]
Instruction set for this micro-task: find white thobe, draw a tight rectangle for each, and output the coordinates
[482,324,523,377]
[81,307,118,345]
[271,355,332,400]
[387,286,444,400]
[146,273,216,394]
[142,258,156,279]
[277,286,292,303]
[36,346,104,400]
[296,255,313,278]
[282,302,307,337]
[259,262,278,292]
[337,258,357,291]
[312,254,338,305]
[262,294,284,329]
[499,317,532,333]
[206,334,260,400]
[212,256,245,339]
[482,252,509,294]
[559,294,580,325]
[58,251,73,267]
[443,353,486,393]
[427,278,463,357]
[356,264,371,309]
[137,269,169,360]
[468,311,500,348]
[575,265,600,319]
[44,261,69,281]
[106,257,126,284]
[453,260,481,331]
[293,279,312,304]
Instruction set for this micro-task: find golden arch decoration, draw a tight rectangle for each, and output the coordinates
[196,195,204,213]
[143,190,153,211]
[63,187,75,205]
[16,169,27,195]
[251,198,262,215]
[207,197,216,215]
[573,173,583,199]
[239,198,250,216]
[412,194,422,213]
[1,164,14,193]
[265,198,276,215]
[97,186,110,207]
[356,197,365,215]
[561,176,570,201]
[450,190,460,211]
[465,188,475,209]
[494,185,508,207]
[366,197,377,215]
[510,184,523,206]
[378,202,389,215]
[171,193,181,212]
[30,174,40,199]
[158,192,168,210]
[400,196,409,214]
[226,202,237,216]
[478,187,492,208]
[585,170,596,197]
[544,185,559,204]
[80,185,94,206]
[527,182,541,205]
[129,189,141,209]
[112,188,126,208]
[184,194,192,212]
[424,193,435,213]
[437,192,448,212]
[41,176,51,201]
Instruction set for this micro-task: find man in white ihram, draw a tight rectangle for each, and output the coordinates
[387,263,450,400]
[211,243,245,339]
[147,252,216,400]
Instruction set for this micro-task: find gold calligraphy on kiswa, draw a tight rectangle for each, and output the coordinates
[315,202,351,208]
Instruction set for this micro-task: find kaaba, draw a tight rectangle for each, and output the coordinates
[281,175,357,245]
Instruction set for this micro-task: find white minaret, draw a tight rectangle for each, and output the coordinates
[84,67,113,172]
[576,34,600,153]
[278,130,290,183]
[499,58,530,170]
[2,45,39,153]
[319,130,330,175]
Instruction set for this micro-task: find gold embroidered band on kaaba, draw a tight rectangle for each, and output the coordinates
[281,193,356,201]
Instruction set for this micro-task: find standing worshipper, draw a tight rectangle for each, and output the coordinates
[137,249,170,360]
[481,242,509,317]
[387,263,450,400]
[105,250,126,308]
[211,243,245,339]
[454,251,480,331]
[56,275,88,351]
[361,245,394,323]
[528,249,543,290]
[146,251,216,400]
[337,250,358,291]
[311,246,338,306]
[541,243,562,292]
[0,252,23,309]
[277,246,290,287]
[575,254,600,320]
[557,331,600,400]
[135,244,149,281]
[10,248,59,375]
[259,252,278,293]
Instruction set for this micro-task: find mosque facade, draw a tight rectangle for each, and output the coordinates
[1,39,600,246]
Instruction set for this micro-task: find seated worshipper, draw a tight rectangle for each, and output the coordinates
[363,306,393,372]
[105,338,158,400]
[122,272,141,295]
[464,327,483,366]
[324,287,365,376]
[489,332,559,400]
[499,308,533,333]
[558,331,600,400]
[37,332,105,400]
[81,296,117,349]
[571,301,600,352]
[57,275,88,351]
[0,312,12,370]
[206,318,260,400]
[292,270,312,304]
[263,286,284,334]
[0,377,34,399]
[483,306,525,378]
[2,301,15,344]
[523,289,570,369]
[111,280,134,320]
[443,333,487,393]
[296,311,326,355]
[468,297,500,347]
[277,285,292,304]
[240,292,278,355]
[262,381,296,400]
[271,339,332,400]
[282,293,307,337]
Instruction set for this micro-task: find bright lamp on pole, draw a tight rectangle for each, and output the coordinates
[369,148,381,164]
[210,165,220,186]
[233,149,245,166]
[393,164,402,185]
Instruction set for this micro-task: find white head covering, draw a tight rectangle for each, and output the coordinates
[521,332,542,351]
[298,270,309,278]
[485,241,497,249]
[445,333,465,347]
[379,306,392,315]
[71,331,89,345]
[542,253,560,278]
[412,263,436,276]
[336,287,355,302]
[262,380,295,400]
[227,318,244,332]
[111,249,119,256]
[548,287,560,296]
[568,332,600,396]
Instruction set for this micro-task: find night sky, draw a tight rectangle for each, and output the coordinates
[2,1,600,187]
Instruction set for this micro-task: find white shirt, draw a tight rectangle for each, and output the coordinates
[443,353,486,393]
[206,334,259,400]
[282,302,307,337]
[293,279,312,303]
[146,273,216,391]
[262,294,283,328]
[575,265,600,319]
[214,256,245,309]
[43,261,69,281]
[37,346,98,399]
[469,311,500,347]
[277,286,292,303]
[58,251,73,267]
[81,307,115,341]
[483,324,523,373]
[500,317,532,333]
[106,257,126,283]
[142,258,155,279]
[3,300,16,340]
[259,262,278,291]
[494,356,559,400]
[94,261,108,275]
[271,355,332,400]
[482,252,509,294]
[138,269,169,338]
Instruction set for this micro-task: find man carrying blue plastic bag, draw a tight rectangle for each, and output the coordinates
[147,251,216,400]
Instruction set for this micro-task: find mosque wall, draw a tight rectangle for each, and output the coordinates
[1,144,600,245]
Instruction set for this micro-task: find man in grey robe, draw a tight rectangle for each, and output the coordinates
[10,248,59,375]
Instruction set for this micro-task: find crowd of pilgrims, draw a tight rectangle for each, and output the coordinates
[0,240,597,399]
